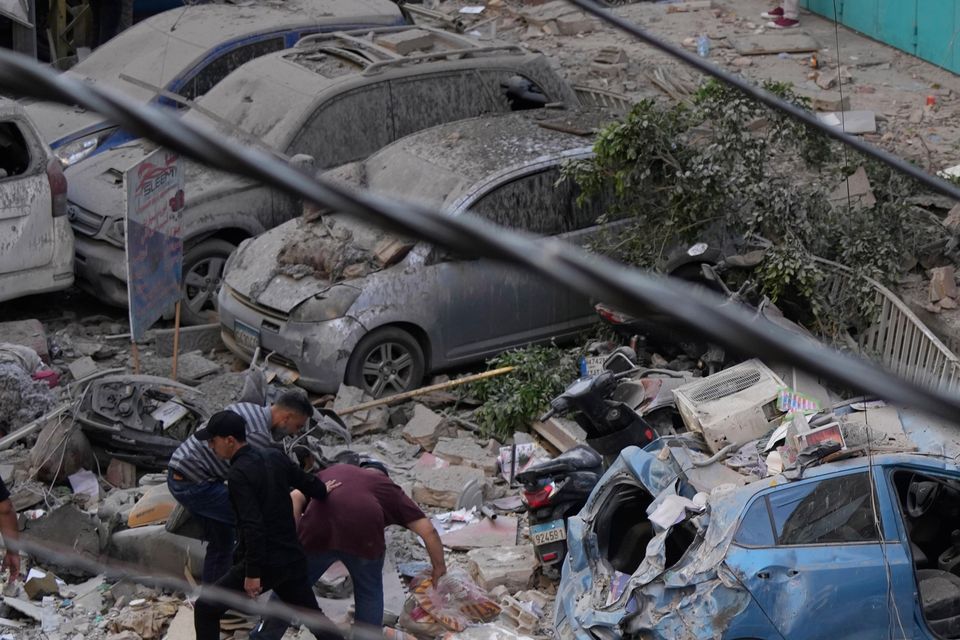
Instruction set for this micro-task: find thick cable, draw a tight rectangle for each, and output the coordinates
[2,49,960,423]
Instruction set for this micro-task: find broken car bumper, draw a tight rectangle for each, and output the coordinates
[73,235,128,307]
[217,284,366,393]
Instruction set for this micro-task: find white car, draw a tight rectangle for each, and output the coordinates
[0,99,74,303]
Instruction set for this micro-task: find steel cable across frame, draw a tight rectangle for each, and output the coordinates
[0,1,959,632]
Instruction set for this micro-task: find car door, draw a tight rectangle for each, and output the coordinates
[0,116,55,273]
[424,165,598,363]
[724,470,918,640]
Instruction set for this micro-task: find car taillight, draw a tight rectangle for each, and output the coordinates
[595,304,634,325]
[46,158,68,217]
[522,483,554,509]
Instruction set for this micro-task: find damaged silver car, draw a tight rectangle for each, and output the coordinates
[0,99,73,303]
[64,27,583,324]
[556,400,960,640]
[218,109,622,396]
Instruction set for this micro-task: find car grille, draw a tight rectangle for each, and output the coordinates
[229,286,289,322]
[66,201,106,237]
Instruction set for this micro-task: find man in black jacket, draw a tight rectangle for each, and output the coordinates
[192,411,342,640]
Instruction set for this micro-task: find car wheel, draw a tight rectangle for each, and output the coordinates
[181,239,236,326]
[346,327,425,398]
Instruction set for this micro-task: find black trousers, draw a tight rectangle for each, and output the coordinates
[194,560,340,640]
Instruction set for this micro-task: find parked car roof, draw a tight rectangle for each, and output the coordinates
[333,108,607,209]
[187,27,567,150]
[22,0,404,147]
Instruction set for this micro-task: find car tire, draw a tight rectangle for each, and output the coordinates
[181,239,236,326]
[345,327,425,398]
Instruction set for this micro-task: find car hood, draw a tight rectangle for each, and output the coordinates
[225,221,337,313]
[23,98,106,147]
[66,140,257,219]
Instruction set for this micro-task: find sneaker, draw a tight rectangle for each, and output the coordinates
[767,17,800,28]
[760,7,784,18]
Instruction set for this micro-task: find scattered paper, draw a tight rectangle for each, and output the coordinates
[646,494,705,529]
[460,5,485,13]
[67,469,100,501]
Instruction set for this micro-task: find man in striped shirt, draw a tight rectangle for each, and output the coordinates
[167,391,315,583]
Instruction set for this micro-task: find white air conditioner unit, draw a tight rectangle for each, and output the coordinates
[672,359,786,454]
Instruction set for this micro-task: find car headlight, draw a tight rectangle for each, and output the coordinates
[103,218,126,247]
[289,285,361,323]
[55,135,102,167]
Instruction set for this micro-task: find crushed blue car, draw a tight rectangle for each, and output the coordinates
[556,403,960,640]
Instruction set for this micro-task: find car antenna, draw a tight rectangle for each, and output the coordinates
[170,5,189,32]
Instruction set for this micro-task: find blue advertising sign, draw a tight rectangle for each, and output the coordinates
[125,149,185,341]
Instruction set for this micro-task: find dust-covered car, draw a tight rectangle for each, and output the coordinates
[64,27,586,324]
[21,0,406,166]
[217,109,625,396]
[555,403,960,640]
[0,99,73,303]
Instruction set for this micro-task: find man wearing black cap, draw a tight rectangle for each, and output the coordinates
[192,411,342,640]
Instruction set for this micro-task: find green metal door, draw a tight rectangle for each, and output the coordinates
[801,0,959,76]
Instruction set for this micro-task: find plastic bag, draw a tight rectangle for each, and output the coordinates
[404,569,501,633]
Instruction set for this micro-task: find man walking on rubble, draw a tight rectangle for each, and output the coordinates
[167,391,315,583]
[191,410,343,640]
[251,461,447,640]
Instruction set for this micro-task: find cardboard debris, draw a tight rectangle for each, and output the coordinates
[23,569,60,600]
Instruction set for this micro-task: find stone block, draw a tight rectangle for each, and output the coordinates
[944,203,960,234]
[0,319,48,363]
[150,324,222,357]
[555,15,594,35]
[412,464,484,509]
[108,525,205,578]
[402,404,453,451]
[930,266,958,302]
[433,437,497,475]
[67,356,98,380]
[466,546,538,592]
[376,29,435,55]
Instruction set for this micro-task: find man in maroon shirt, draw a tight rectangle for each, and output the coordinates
[250,463,446,640]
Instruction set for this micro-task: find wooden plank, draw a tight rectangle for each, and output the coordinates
[731,34,820,55]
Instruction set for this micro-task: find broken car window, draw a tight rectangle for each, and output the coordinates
[0,122,31,179]
[178,37,286,102]
[734,497,776,547]
[769,472,879,545]
[471,168,607,235]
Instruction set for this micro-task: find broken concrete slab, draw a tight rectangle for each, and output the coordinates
[0,320,48,363]
[828,166,876,209]
[930,266,958,302]
[67,575,106,614]
[150,324,221,357]
[22,503,102,572]
[816,110,877,134]
[67,356,99,380]
[666,0,713,13]
[402,404,454,451]
[108,525,205,578]
[162,605,194,640]
[412,464,485,509]
[466,545,538,592]
[174,351,221,384]
[2,596,42,622]
[731,33,819,56]
[433,437,497,475]
[531,417,586,453]
[440,516,519,550]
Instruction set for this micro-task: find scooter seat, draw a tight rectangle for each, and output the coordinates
[517,445,602,482]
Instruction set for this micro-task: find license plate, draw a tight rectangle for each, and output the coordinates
[234,320,260,352]
[530,519,567,546]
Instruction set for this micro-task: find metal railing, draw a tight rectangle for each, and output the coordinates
[573,85,635,112]
[819,258,960,393]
